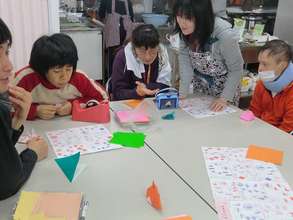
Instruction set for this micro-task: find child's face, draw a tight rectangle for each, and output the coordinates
[0,42,13,93]
[46,64,73,88]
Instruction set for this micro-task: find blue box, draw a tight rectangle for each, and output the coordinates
[155,88,179,110]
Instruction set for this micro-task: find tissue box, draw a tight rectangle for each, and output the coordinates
[72,100,110,123]
[155,88,179,110]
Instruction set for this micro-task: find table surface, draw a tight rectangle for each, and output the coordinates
[0,113,217,220]
[110,98,293,209]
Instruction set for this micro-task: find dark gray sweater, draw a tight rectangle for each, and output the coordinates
[0,101,37,200]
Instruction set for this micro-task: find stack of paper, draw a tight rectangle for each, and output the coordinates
[14,191,82,220]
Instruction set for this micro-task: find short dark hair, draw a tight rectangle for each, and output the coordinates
[131,24,160,49]
[259,39,292,63]
[0,18,12,46]
[29,33,78,76]
[173,0,215,49]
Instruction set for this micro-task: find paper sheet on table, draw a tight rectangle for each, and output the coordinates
[246,144,284,165]
[47,125,121,158]
[165,215,192,220]
[124,99,143,108]
[14,191,82,220]
[202,147,293,220]
[110,132,145,148]
[115,110,150,123]
[180,97,236,119]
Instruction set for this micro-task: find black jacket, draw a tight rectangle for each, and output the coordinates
[98,0,134,20]
[0,102,37,200]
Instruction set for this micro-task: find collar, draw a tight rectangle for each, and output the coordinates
[263,63,293,94]
[124,42,146,79]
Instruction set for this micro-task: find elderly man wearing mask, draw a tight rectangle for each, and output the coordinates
[250,40,293,134]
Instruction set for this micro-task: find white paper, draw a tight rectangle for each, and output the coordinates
[180,97,236,119]
[47,125,121,158]
[202,147,293,220]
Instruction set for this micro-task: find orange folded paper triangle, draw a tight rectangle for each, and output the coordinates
[165,215,192,220]
[246,144,284,165]
[146,181,162,210]
[124,99,143,108]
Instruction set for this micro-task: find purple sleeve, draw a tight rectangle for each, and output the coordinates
[111,49,142,101]
[146,82,169,91]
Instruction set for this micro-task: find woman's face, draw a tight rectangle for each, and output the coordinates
[0,42,13,94]
[135,46,158,65]
[176,16,195,35]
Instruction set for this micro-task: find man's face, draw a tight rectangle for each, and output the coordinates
[0,41,13,93]
[258,50,287,76]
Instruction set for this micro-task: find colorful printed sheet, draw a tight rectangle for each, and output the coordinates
[47,125,121,158]
[202,147,293,220]
[180,97,236,119]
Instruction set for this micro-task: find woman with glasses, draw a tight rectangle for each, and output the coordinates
[110,24,171,101]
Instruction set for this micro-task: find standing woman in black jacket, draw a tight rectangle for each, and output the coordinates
[98,0,134,80]
[0,18,48,200]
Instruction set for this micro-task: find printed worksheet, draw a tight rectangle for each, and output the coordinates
[202,147,293,220]
[180,97,236,119]
[47,125,121,158]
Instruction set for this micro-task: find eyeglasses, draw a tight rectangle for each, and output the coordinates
[135,47,159,57]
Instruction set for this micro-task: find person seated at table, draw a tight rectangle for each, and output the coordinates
[14,33,108,120]
[249,40,293,134]
[0,18,48,200]
[110,24,171,101]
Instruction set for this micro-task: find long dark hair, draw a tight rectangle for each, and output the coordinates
[173,0,215,49]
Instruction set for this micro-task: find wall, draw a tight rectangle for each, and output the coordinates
[0,0,49,71]
[274,0,293,45]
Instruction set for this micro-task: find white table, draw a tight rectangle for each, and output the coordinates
[0,114,217,220]
[110,98,293,209]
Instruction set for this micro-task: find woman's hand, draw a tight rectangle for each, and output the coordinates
[9,86,32,130]
[56,101,72,116]
[135,81,159,97]
[210,97,228,112]
[37,105,57,120]
[27,136,48,161]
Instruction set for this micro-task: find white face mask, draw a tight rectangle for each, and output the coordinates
[258,70,277,82]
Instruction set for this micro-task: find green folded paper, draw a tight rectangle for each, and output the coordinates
[110,132,145,148]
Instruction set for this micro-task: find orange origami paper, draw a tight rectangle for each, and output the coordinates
[124,99,143,108]
[146,181,162,210]
[165,215,192,220]
[246,144,284,165]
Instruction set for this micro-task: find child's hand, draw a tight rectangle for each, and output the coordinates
[56,101,72,116]
[135,81,159,97]
[26,136,48,161]
[9,86,32,130]
[37,104,57,120]
[210,97,227,112]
